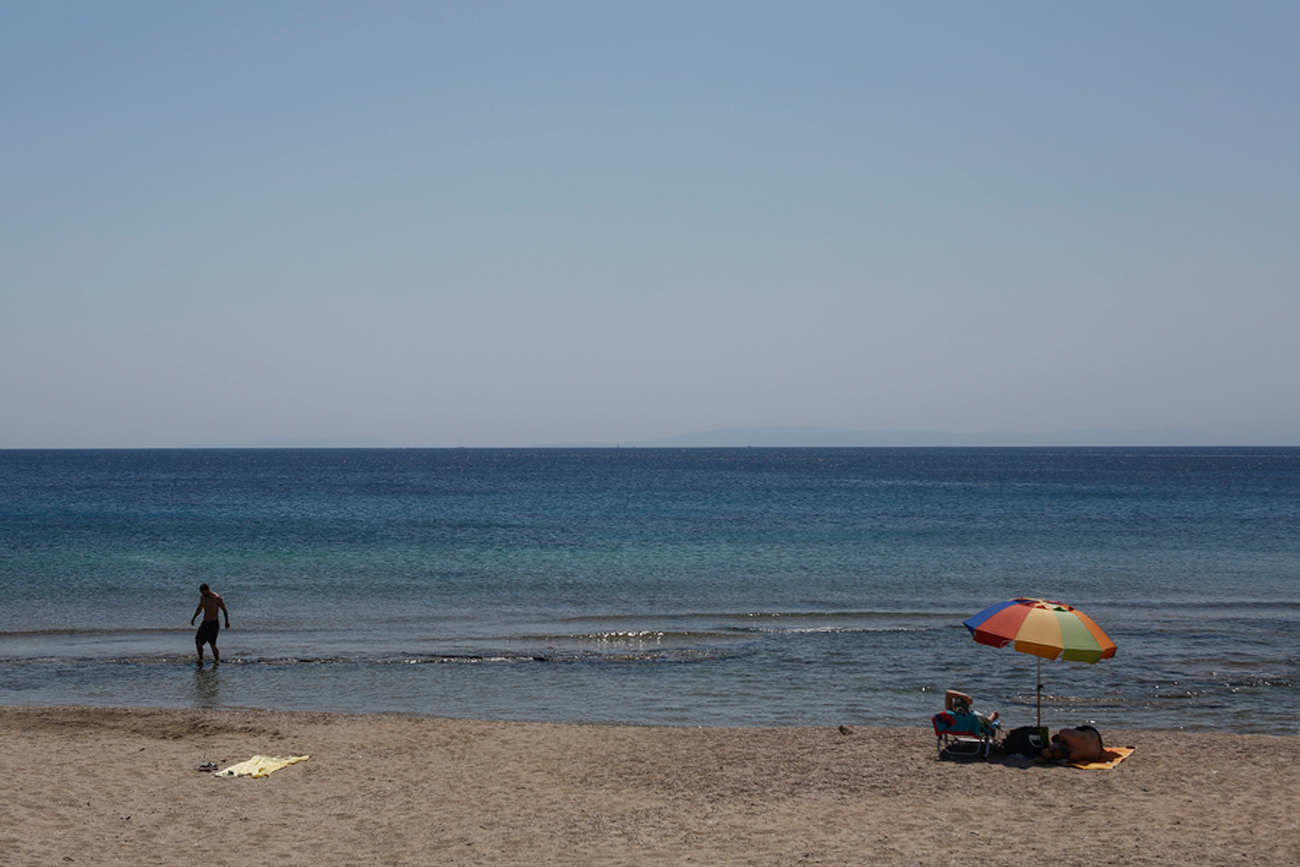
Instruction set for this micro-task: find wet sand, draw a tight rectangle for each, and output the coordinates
[2,706,1297,866]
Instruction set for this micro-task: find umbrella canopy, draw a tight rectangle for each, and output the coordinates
[963,598,1116,727]
[965,597,1116,662]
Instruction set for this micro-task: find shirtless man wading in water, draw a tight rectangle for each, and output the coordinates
[191,583,230,664]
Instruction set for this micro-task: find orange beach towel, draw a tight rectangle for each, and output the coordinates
[1068,746,1134,770]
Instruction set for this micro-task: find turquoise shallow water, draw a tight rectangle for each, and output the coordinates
[1,448,1296,732]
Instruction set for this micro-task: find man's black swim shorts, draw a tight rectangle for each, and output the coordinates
[196,620,220,644]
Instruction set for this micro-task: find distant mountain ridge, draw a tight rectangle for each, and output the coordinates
[218,424,1300,449]
[623,423,1300,448]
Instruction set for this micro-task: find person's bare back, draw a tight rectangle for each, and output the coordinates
[1043,726,1104,763]
[195,590,226,622]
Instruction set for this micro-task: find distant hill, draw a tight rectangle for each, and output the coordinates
[624,423,1300,448]
[220,424,1300,449]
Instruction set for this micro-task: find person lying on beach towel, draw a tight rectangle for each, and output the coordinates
[1042,726,1104,764]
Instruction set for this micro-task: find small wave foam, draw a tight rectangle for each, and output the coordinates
[561,609,962,624]
[0,645,734,668]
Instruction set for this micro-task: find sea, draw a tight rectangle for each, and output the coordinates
[1,448,1296,734]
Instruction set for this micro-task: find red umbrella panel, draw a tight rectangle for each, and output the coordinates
[963,598,1116,727]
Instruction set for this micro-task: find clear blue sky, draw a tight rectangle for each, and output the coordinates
[4,1,1298,447]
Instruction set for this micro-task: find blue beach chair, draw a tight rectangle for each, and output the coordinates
[932,709,999,759]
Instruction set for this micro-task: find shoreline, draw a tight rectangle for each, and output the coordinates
[3,706,1298,865]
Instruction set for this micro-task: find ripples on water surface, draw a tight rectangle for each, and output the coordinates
[1,448,1296,733]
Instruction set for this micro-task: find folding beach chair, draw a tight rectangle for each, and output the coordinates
[932,710,998,759]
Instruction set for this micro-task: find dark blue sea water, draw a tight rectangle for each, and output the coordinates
[1,448,1296,733]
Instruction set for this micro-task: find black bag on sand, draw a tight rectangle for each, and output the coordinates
[1001,726,1047,758]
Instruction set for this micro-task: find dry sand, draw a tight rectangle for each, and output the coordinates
[2,706,1297,866]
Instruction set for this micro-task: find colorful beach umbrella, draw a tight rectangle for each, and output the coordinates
[963,598,1116,728]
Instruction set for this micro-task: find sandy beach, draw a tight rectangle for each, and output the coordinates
[2,707,1297,866]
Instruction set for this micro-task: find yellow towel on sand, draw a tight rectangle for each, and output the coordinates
[1068,746,1134,770]
[216,755,310,778]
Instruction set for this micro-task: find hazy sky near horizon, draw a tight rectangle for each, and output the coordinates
[4,2,1298,447]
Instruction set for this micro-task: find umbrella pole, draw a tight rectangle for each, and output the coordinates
[1036,656,1042,729]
